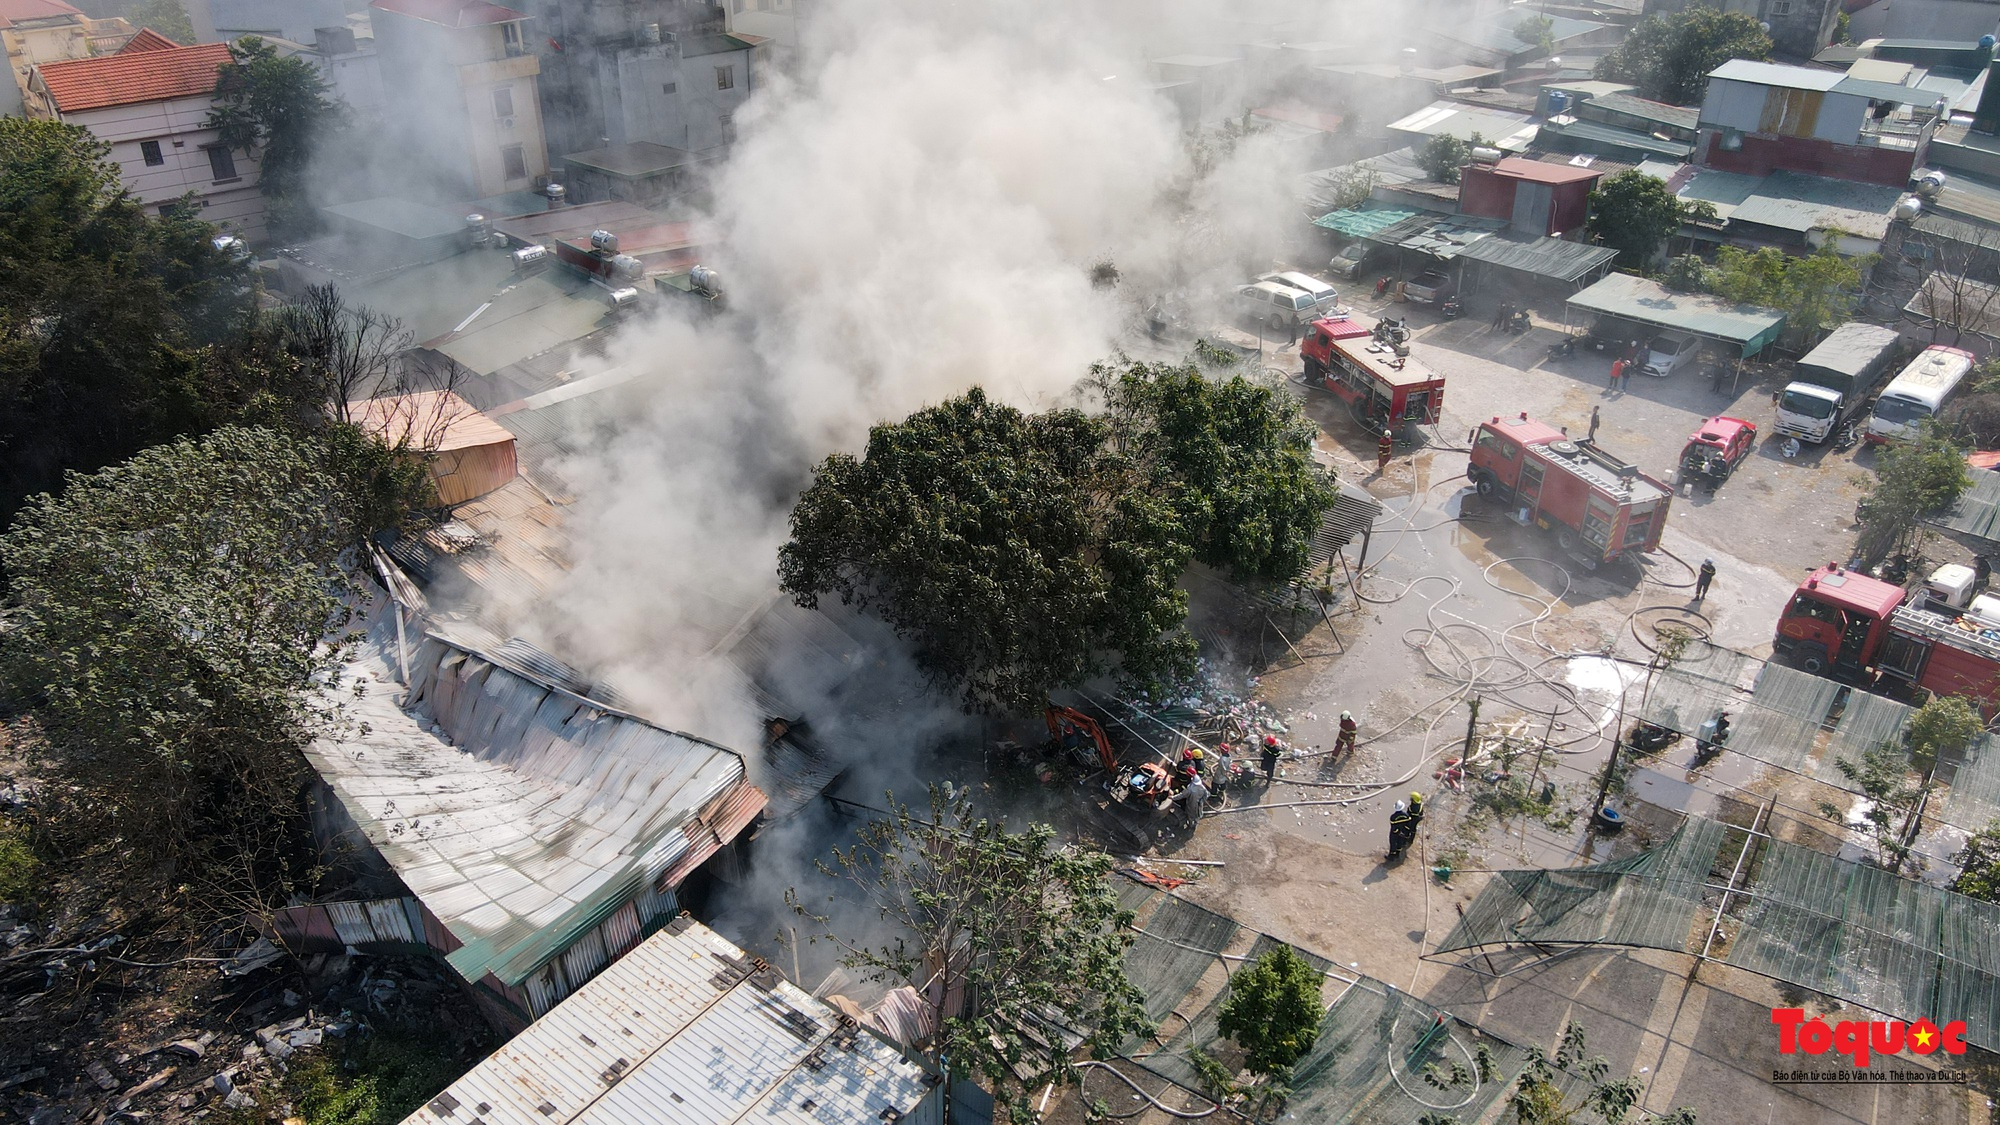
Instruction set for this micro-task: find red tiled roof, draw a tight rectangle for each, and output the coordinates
[119,28,180,53]
[0,0,81,29]
[35,41,231,113]
[369,0,527,28]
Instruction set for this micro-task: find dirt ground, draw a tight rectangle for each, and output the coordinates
[1101,293,1996,1123]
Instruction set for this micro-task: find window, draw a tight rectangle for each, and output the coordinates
[205,145,237,181]
[502,21,524,55]
[140,139,163,165]
[501,143,528,180]
[720,112,735,141]
[716,65,734,90]
[1768,0,1793,13]
[493,86,514,118]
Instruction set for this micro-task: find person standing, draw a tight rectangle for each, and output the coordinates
[1260,735,1281,782]
[1387,790,1426,859]
[1377,428,1394,474]
[1492,301,1513,330]
[1181,772,1209,830]
[1335,711,1358,757]
[1588,405,1601,442]
[1695,558,1717,601]
[1608,357,1624,391]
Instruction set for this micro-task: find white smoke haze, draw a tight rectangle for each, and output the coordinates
[465,0,1353,770]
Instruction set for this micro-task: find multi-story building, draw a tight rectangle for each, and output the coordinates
[1694,58,1937,188]
[26,37,267,240]
[508,0,761,165]
[369,0,550,200]
[0,0,136,118]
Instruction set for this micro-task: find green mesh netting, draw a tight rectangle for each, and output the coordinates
[1122,890,1239,1024]
[1937,732,2000,834]
[1813,690,1912,787]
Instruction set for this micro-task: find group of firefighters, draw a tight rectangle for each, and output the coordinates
[1121,709,1424,860]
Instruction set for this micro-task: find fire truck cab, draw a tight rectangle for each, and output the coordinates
[1467,413,1672,565]
[1773,564,1904,677]
[1300,314,1444,431]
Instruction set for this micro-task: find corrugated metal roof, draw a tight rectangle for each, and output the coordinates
[1370,211,1505,259]
[1539,116,1694,159]
[1585,92,1699,131]
[1385,100,1539,151]
[400,917,939,1125]
[1831,75,1929,102]
[1931,466,2000,544]
[1456,233,1619,282]
[1708,59,1846,91]
[1312,205,1420,238]
[306,633,757,987]
[1726,170,1900,237]
[1567,274,1786,355]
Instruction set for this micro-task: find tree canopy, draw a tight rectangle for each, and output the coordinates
[1586,170,1708,269]
[209,37,348,236]
[0,117,266,525]
[0,427,360,900]
[779,361,1333,711]
[1418,133,1483,184]
[1854,421,1972,564]
[1594,9,1772,105]
[791,786,1151,1122]
[1705,244,1870,346]
[1952,819,2000,903]
[1217,945,1324,1077]
[131,0,194,43]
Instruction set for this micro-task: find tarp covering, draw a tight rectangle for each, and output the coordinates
[1929,468,2000,545]
[1433,817,2000,1050]
[1567,273,1786,357]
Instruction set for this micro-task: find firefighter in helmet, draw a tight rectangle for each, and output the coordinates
[1388,790,1426,860]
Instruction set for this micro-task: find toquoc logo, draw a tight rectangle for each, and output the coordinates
[1772,1008,1967,1068]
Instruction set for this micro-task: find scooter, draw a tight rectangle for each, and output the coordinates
[1548,335,1578,359]
[1833,421,1860,452]
[1505,309,1532,334]
[1440,296,1463,320]
[1626,720,1681,754]
[1686,712,1730,776]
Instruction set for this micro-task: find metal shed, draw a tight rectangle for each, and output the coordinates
[1565,273,1787,358]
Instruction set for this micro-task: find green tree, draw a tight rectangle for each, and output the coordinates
[1586,171,1710,268]
[0,427,359,905]
[1707,244,1870,346]
[1595,9,1772,105]
[1660,254,1710,293]
[790,785,1151,1123]
[1951,819,2000,902]
[1820,742,1925,872]
[1515,15,1556,55]
[1419,132,1482,184]
[779,363,1333,711]
[130,0,195,43]
[1854,420,1972,564]
[1418,1023,1695,1125]
[1905,694,1981,769]
[0,117,261,524]
[209,37,348,236]
[1217,945,1324,1077]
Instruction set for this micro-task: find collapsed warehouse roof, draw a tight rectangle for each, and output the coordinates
[306,630,766,1021]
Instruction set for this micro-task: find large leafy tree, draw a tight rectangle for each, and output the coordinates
[779,362,1333,711]
[0,118,260,525]
[1418,132,1484,184]
[209,37,348,236]
[0,427,359,905]
[131,0,195,43]
[1952,819,2000,902]
[1595,9,1772,105]
[1217,945,1324,1077]
[1586,170,1709,269]
[792,786,1151,1123]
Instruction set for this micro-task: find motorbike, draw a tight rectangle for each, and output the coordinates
[1440,296,1463,320]
[1548,335,1578,359]
[1626,720,1681,755]
[1505,309,1532,334]
[1687,712,1731,775]
[1833,421,1859,452]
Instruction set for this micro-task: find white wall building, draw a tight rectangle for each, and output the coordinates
[369,0,549,200]
[27,38,267,241]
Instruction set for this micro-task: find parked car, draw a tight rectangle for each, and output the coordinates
[1676,415,1757,494]
[1404,267,1455,305]
[1257,270,1340,313]
[1236,281,1319,332]
[1641,331,1702,378]
[1328,242,1374,279]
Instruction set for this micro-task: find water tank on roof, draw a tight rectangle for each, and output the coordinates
[1982,34,1995,52]
[512,244,549,270]
[1896,196,1924,221]
[544,182,566,206]
[1918,170,1947,199]
[1547,90,1570,116]
[608,286,641,310]
[641,21,662,45]
[610,253,643,280]
[1470,146,1503,163]
[689,264,721,295]
[590,229,619,253]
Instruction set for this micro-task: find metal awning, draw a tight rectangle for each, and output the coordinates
[1456,234,1619,283]
[1928,468,2000,545]
[1566,273,1786,357]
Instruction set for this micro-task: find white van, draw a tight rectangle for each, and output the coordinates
[1258,270,1340,313]
[1236,281,1319,332]
[1866,345,1974,444]
[1640,331,1702,378]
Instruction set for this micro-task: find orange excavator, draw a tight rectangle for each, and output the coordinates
[1046,705,1180,811]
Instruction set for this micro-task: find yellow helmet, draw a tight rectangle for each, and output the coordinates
[1410,790,1424,803]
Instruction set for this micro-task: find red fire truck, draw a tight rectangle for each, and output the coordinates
[1299,314,1444,429]
[1775,564,2000,714]
[1466,413,1672,565]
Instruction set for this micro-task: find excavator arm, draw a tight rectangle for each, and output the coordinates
[1046,705,1117,772]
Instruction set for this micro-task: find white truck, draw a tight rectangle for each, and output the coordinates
[1773,323,1903,444]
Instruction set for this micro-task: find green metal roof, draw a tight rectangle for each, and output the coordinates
[1456,233,1618,282]
[1312,205,1419,238]
[1567,273,1786,357]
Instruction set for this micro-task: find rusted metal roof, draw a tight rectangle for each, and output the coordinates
[400,917,942,1125]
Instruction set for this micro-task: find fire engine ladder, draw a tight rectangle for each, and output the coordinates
[1516,460,1547,525]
